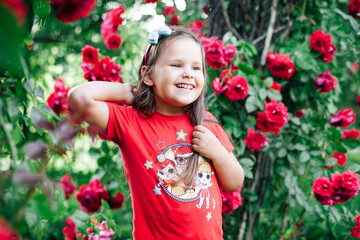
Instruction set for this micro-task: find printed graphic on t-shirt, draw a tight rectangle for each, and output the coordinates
[144,129,216,213]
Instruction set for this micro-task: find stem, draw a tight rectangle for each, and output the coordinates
[219,0,242,39]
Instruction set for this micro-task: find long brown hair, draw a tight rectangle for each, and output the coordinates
[133,26,207,188]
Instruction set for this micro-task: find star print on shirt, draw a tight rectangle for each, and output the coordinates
[176,129,188,141]
[153,186,162,196]
[156,140,166,150]
[144,160,153,170]
[206,212,212,221]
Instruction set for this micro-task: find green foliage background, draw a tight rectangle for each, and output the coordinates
[0,0,360,239]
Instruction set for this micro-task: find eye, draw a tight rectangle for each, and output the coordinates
[206,174,210,179]
[193,66,201,71]
[171,64,180,68]
[198,173,203,178]
[168,169,174,174]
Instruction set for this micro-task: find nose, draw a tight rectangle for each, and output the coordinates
[182,71,194,79]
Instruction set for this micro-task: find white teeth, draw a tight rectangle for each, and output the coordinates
[176,84,193,90]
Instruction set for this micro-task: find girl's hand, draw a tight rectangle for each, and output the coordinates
[192,125,228,161]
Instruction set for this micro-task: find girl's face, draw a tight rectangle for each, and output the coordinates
[143,38,205,115]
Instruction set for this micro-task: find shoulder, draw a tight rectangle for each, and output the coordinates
[204,110,220,124]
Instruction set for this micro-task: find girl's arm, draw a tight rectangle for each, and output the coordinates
[192,125,244,191]
[67,81,136,131]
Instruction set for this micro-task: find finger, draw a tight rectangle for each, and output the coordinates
[192,138,200,145]
[192,130,202,138]
[194,125,210,133]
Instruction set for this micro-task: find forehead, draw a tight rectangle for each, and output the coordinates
[158,37,203,63]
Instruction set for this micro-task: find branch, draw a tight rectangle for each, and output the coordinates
[260,0,279,66]
[252,25,287,46]
[219,0,242,39]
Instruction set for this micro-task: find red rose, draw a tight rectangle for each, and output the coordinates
[268,81,281,92]
[188,20,204,35]
[62,218,77,240]
[244,128,268,151]
[314,70,338,93]
[76,185,102,213]
[224,75,249,101]
[47,78,71,115]
[144,0,159,3]
[83,56,123,83]
[263,100,289,127]
[164,6,176,17]
[81,45,99,64]
[341,128,360,140]
[351,225,360,238]
[223,44,237,63]
[329,108,356,128]
[104,33,122,49]
[350,62,359,75]
[202,36,227,69]
[220,186,242,215]
[109,6,125,26]
[357,95,360,106]
[295,109,306,118]
[313,177,335,206]
[319,44,337,63]
[341,170,359,192]
[0,219,21,240]
[0,0,28,26]
[256,112,282,135]
[89,179,110,202]
[108,191,125,209]
[211,78,227,95]
[331,151,347,167]
[61,174,76,199]
[266,51,295,79]
[313,177,334,197]
[356,215,360,224]
[348,0,360,20]
[48,0,96,23]
[309,30,332,53]
[169,14,180,25]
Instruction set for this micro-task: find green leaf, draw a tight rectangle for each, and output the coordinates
[277,148,287,158]
[341,139,360,150]
[263,77,273,88]
[237,62,257,75]
[348,163,360,173]
[267,89,282,101]
[34,86,44,100]
[330,143,347,154]
[244,168,254,179]
[30,107,47,125]
[259,88,267,100]
[300,151,310,162]
[24,79,34,94]
[240,158,254,167]
[326,157,338,166]
[245,96,257,113]
[33,0,51,18]
[330,128,342,142]
[294,51,318,71]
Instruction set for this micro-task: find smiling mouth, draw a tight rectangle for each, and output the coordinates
[176,84,194,90]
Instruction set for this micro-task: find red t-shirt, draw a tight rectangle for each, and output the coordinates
[100,103,234,240]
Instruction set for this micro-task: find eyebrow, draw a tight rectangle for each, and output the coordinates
[170,59,202,65]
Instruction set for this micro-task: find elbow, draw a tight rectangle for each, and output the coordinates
[67,87,92,115]
[221,167,244,192]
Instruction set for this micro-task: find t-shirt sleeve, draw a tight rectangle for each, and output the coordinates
[98,102,135,144]
[204,111,234,153]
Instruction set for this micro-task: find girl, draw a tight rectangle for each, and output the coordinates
[68,26,244,240]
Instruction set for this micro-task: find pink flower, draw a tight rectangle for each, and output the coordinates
[169,15,180,25]
[86,219,115,239]
[144,0,159,2]
[266,51,295,79]
[188,20,204,35]
[331,151,347,167]
[329,109,356,128]
[47,78,71,115]
[313,177,335,206]
[268,81,281,92]
[341,128,360,140]
[244,128,268,151]
[221,186,242,215]
[224,75,249,101]
[223,44,237,63]
[82,55,123,83]
[357,95,360,106]
[314,70,338,93]
[202,36,228,69]
[61,174,76,199]
[100,6,125,50]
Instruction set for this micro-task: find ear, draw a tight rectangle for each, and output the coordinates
[141,65,153,86]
